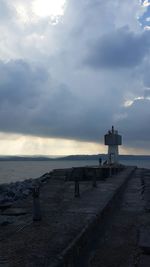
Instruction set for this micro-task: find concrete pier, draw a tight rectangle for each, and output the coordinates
[0,166,150,267]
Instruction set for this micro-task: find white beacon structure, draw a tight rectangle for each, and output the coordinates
[104,126,122,164]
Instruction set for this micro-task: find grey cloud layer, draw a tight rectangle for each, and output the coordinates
[0,0,149,151]
[85,28,150,69]
[0,60,115,142]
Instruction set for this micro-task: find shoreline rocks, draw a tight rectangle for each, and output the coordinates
[0,172,52,205]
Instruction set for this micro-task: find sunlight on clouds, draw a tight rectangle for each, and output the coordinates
[124,100,134,107]
[124,96,147,107]
[32,0,66,18]
[15,0,67,24]
[142,0,150,7]
[144,25,150,30]
[15,4,30,23]
[0,133,148,156]
[0,133,105,156]
[120,146,150,155]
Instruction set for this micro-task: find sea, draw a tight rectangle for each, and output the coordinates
[0,159,150,185]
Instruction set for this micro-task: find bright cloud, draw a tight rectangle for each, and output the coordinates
[0,132,105,155]
[142,0,150,7]
[32,0,66,18]
[13,0,67,25]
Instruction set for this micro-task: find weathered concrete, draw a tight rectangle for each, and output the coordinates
[87,167,150,267]
[139,227,150,254]
[52,165,125,181]
[139,255,150,267]
[0,166,136,267]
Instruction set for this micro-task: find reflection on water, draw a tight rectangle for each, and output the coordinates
[0,159,149,184]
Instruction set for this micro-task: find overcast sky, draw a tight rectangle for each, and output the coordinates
[0,0,150,155]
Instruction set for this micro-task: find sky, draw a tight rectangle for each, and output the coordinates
[0,0,150,155]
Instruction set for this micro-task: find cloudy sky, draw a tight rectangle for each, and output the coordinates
[0,0,150,155]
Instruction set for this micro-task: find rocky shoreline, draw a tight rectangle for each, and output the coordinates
[0,172,51,205]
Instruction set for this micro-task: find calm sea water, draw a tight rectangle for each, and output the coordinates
[0,159,150,184]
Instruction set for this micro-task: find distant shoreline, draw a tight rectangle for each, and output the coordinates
[0,154,149,161]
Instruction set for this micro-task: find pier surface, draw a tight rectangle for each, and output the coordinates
[0,166,150,267]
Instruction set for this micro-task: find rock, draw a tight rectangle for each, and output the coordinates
[0,216,13,226]
[7,191,15,198]
[0,202,12,210]
[40,173,51,182]
[0,171,51,204]
[0,184,7,193]
[2,208,27,216]
[23,189,30,196]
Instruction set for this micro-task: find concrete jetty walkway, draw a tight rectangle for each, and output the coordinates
[0,166,135,267]
[88,167,150,267]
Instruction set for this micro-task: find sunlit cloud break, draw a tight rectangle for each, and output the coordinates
[15,0,67,24]
[32,0,66,18]
[142,0,150,7]
[144,25,150,29]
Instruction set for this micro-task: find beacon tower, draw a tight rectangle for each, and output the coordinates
[104,126,122,164]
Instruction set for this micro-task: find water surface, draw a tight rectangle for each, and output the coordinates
[0,159,149,184]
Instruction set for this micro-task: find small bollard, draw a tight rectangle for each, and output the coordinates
[99,157,102,166]
[32,186,42,221]
[74,177,80,197]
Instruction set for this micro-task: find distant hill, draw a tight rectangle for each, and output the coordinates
[0,156,52,161]
[57,154,106,161]
[57,154,150,161]
[0,154,149,161]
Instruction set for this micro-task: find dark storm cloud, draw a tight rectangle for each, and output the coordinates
[0,60,116,142]
[85,28,150,69]
[0,60,87,141]
[0,60,48,106]
[0,60,50,133]
[0,58,149,151]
